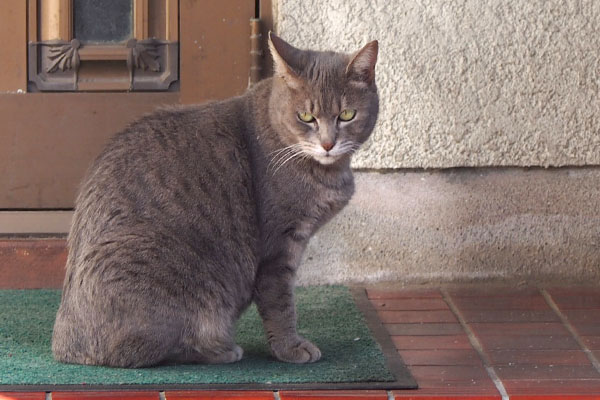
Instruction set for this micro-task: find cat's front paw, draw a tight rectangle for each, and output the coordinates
[203,344,244,364]
[270,336,321,364]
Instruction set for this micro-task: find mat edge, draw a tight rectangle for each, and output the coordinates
[349,286,418,390]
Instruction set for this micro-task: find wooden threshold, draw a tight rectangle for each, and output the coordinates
[0,211,72,235]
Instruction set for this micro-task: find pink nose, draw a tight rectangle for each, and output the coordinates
[321,141,335,151]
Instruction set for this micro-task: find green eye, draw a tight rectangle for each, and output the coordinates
[339,109,356,122]
[298,111,315,123]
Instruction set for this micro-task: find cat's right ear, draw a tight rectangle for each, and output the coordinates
[269,32,303,89]
[346,40,378,88]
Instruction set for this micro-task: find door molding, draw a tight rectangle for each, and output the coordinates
[0,211,72,234]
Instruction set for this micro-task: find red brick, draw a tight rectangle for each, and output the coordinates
[469,322,570,336]
[400,349,483,366]
[393,335,472,350]
[446,287,540,297]
[546,287,600,297]
[0,393,46,400]
[396,367,501,396]
[460,309,559,323]
[487,349,591,365]
[582,336,600,349]
[0,239,66,289]
[367,288,442,299]
[399,382,496,391]
[53,392,159,400]
[377,310,457,324]
[550,295,600,309]
[495,364,599,380]
[477,334,580,350]
[511,396,600,400]
[562,309,600,323]
[503,378,600,395]
[371,298,449,311]
[393,390,501,399]
[385,323,465,336]
[451,296,549,310]
[279,390,387,399]
[165,391,274,400]
[573,324,600,336]
[409,365,490,382]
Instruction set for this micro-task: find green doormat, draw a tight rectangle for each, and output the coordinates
[0,286,415,390]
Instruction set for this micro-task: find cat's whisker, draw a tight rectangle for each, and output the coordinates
[269,142,314,174]
[270,153,297,174]
[270,153,296,169]
[270,150,299,172]
[269,143,303,158]
[271,147,309,175]
[337,141,361,155]
[268,145,301,166]
[270,148,293,164]
[300,152,313,163]
[300,144,322,160]
[350,144,362,154]
[268,144,304,173]
[272,151,303,174]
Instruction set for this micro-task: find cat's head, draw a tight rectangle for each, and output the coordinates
[268,33,379,166]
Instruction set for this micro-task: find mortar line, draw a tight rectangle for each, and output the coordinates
[541,288,600,373]
[441,288,509,400]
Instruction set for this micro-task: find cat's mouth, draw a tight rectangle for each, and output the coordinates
[310,141,359,165]
[269,141,357,170]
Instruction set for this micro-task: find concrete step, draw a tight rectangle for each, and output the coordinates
[2,168,599,288]
[301,168,600,285]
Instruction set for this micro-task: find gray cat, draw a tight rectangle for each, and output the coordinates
[52,33,379,368]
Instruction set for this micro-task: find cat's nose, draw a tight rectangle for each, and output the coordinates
[321,141,335,152]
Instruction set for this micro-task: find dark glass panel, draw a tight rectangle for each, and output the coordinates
[74,0,133,44]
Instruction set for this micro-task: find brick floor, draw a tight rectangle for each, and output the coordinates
[52,392,161,400]
[2,284,600,399]
[376,285,600,399]
[164,391,275,399]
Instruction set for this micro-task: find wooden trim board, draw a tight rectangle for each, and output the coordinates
[0,211,72,234]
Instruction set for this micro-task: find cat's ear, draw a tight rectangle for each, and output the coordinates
[346,40,378,87]
[268,32,303,89]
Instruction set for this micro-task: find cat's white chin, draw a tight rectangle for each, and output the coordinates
[313,154,340,165]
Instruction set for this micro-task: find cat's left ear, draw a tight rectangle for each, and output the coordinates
[268,32,303,89]
[346,40,379,87]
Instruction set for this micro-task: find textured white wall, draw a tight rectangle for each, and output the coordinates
[274,0,600,168]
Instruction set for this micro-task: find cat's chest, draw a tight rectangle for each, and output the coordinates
[294,188,350,237]
[269,174,354,241]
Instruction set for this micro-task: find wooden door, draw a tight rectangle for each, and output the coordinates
[0,0,271,210]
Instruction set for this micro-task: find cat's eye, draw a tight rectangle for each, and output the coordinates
[298,112,316,123]
[339,109,356,122]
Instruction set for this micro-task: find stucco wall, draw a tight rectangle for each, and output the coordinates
[298,169,600,285]
[274,0,600,168]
